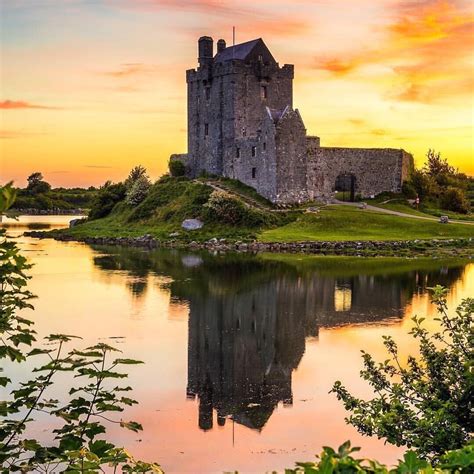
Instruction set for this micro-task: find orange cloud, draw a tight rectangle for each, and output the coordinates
[0,100,61,110]
[103,63,159,78]
[312,1,474,103]
[313,58,360,75]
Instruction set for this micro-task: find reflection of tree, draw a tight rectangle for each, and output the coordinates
[90,246,467,431]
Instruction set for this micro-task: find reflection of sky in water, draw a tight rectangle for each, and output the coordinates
[3,216,473,473]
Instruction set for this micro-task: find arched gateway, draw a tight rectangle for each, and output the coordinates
[335,173,356,202]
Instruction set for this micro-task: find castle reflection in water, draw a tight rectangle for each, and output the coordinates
[92,248,466,432]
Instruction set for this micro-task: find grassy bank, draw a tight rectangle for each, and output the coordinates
[259,206,474,242]
[54,177,474,246]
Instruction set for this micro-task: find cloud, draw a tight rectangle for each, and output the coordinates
[0,100,61,110]
[0,129,48,138]
[314,58,359,75]
[370,128,389,136]
[311,0,474,103]
[84,165,115,169]
[348,118,366,126]
[103,63,159,78]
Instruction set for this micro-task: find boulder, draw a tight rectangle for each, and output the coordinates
[69,218,83,228]
[181,218,203,230]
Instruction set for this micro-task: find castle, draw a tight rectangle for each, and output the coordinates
[171,36,414,204]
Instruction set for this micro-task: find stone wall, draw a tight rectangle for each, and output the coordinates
[307,147,414,199]
[274,109,308,203]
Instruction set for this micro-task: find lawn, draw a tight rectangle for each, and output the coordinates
[259,206,474,242]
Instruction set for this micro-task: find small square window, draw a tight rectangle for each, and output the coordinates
[261,85,268,99]
[251,146,256,157]
[204,123,209,136]
[252,167,257,179]
[205,88,210,100]
[263,142,266,151]
[236,147,240,158]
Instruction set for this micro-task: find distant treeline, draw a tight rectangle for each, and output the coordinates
[11,172,97,212]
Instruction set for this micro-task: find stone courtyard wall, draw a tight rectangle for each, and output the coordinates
[307,147,413,200]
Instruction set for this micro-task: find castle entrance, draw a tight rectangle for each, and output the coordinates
[335,173,356,202]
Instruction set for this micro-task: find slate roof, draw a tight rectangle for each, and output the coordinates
[214,38,262,63]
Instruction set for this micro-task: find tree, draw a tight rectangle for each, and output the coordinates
[169,159,186,177]
[424,149,456,178]
[26,172,51,195]
[125,165,149,190]
[88,181,126,220]
[0,182,162,472]
[332,286,473,460]
[126,175,151,206]
[439,187,471,214]
[409,168,437,199]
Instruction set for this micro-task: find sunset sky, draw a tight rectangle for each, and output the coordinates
[1,0,473,187]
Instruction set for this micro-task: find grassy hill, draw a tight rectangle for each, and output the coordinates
[61,176,474,243]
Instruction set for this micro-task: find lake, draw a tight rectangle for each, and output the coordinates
[3,216,473,473]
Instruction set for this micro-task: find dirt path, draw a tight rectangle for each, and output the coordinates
[201,181,474,226]
[331,201,474,226]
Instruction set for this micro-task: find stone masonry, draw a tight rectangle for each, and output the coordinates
[171,36,414,204]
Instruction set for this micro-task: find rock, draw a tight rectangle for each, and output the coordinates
[69,218,83,228]
[439,215,449,224]
[169,232,180,237]
[181,218,204,230]
[207,237,219,244]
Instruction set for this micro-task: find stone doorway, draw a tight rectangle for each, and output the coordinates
[335,173,356,202]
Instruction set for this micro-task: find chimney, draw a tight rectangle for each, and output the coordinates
[198,36,213,66]
[217,39,226,54]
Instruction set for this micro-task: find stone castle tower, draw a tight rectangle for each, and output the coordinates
[171,36,414,204]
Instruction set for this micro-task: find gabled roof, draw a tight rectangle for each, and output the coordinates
[266,105,290,124]
[214,38,262,63]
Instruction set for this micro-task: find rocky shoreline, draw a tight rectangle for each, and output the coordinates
[23,231,473,257]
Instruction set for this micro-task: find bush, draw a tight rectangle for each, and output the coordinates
[169,159,186,177]
[401,180,417,199]
[440,186,471,214]
[410,168,438,199]
[88,181,126,220]
[286,440,474,473]
[203,190,270,227]
[332,286,473,460]
[126,175,151,206]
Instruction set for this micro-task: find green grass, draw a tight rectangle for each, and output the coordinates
[372,201,430,217]
[58,178,474,245]
[259,206,474,242]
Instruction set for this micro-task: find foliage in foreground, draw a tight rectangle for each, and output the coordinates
[0,183,162,472]
[332,286,473,460]
[285,440,474,473]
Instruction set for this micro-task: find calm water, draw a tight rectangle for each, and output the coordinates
[3,216,473,473]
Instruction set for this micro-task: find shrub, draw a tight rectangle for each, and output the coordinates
[126,175,151,206]
[88,181,126,220]
[0,183,163,473]
[125,165,149,190]
[401,180,417,199]
[203,190,270,227]
[286,440,474,473]
[169,159,186,177]
[440,186,471,214]
[332,286,473,460]
[410,168,438,199]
